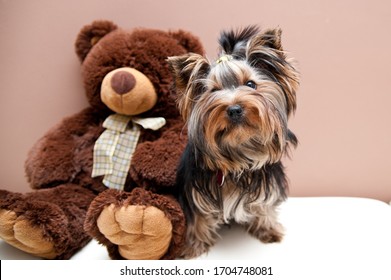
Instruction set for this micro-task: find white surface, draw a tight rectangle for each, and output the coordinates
[1,197,390,278]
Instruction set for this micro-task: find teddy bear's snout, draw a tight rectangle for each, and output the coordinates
[111,70,136,95]
[101,67,158,115]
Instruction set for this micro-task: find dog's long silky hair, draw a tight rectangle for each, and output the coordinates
[176,147,292,223]
[169,26,299,258]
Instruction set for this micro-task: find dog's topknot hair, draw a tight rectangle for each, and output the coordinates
[218,25,259,57]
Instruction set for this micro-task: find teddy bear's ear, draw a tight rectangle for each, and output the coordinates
[75,20,118,63]
[169,30,205,55]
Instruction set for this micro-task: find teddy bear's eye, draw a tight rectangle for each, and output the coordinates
[245,81,257,89]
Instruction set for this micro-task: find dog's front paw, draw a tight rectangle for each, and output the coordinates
[259,227,284,243]
[96,204,173,260]
[247,222,284,244]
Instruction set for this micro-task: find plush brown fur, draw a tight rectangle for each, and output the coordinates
[0,20,203,259]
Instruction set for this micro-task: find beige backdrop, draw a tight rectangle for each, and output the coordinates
[1,0,390,202]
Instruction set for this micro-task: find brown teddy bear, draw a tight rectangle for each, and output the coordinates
[0,20,203,260]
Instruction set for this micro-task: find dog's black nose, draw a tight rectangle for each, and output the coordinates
[227,105,244,121]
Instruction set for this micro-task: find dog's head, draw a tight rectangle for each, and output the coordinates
[169,26,299,173]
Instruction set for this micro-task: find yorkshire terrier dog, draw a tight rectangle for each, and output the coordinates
[168,26,299,259]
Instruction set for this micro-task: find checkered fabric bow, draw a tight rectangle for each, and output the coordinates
[91,114,166,190]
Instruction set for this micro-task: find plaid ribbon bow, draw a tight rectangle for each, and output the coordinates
[91,114,166,190]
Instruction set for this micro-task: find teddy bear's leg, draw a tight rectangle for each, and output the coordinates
[84,188,186,260]
[0,184,96,259]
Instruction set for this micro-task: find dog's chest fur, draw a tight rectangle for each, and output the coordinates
[221,179,251,223]
[219,175,277,224]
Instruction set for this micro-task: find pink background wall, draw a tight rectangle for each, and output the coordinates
[1,0,390,201]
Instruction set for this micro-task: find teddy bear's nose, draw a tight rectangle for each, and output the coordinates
[111,71,136,94]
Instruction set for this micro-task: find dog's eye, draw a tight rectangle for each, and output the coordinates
[245,81,257,89]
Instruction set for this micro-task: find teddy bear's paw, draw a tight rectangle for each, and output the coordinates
[0,209,57,258]
[96,204,173,259]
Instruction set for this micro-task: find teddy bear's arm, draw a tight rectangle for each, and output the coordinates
[25,107,103,189]
[129,120,187,190]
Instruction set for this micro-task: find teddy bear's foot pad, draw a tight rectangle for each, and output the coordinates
[97,204,172,259]
[0,209,57,258]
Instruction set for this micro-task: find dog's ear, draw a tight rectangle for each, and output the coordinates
[168,53,210,120]
[257,28,283,51]
[168,53,210,94]
[247,28,299,116]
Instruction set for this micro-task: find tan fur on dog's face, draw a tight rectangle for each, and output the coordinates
[187,62,290,172]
